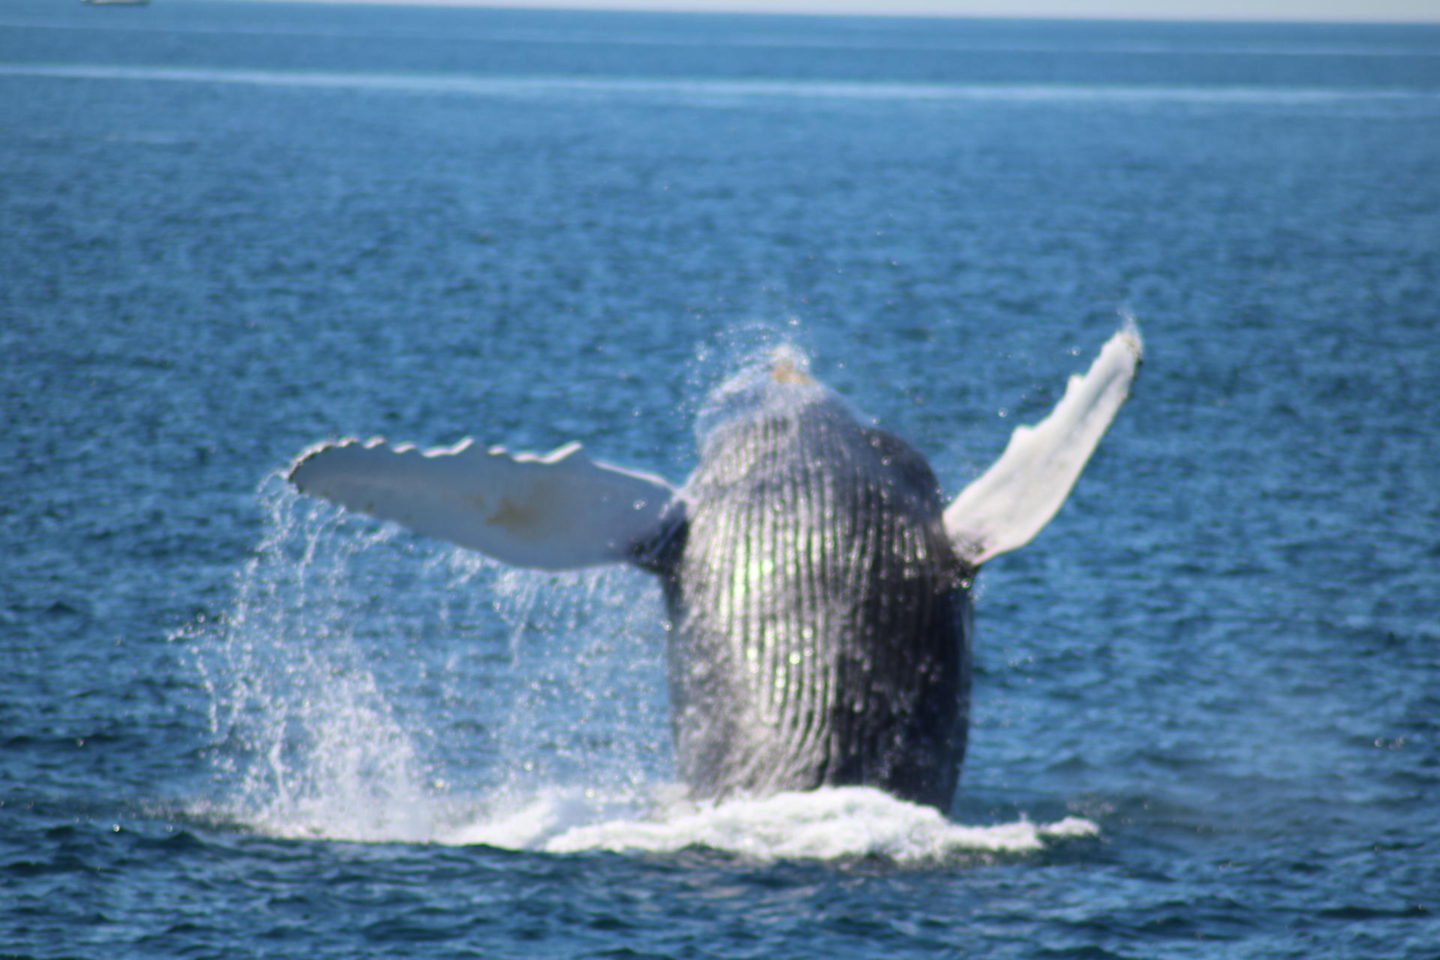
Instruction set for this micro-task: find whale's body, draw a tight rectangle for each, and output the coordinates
[288,328,1141,810]
[662,372,969,808]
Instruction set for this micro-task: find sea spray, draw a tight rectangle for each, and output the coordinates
[451,548,672,810]
[193,474,441,841]
[193,473,670,842]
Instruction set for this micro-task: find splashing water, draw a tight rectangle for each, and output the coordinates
[193,475,441,841]
[192,474,672,843]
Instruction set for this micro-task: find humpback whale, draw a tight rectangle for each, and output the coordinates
[288,326,1142,810]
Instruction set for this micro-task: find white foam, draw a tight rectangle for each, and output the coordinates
[443,785,1097,864]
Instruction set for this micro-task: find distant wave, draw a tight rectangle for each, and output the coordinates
[4,63,1438,106]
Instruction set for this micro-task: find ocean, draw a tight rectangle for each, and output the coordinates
[2,0,1438,956]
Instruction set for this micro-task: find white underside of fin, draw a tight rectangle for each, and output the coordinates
[288,438,676,571]
[944,322,1143,566]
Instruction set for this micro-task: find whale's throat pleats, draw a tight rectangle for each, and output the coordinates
[666,396,971,810]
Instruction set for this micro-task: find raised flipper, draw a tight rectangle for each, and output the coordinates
[287,438,676,571]
[944,322,1143,567]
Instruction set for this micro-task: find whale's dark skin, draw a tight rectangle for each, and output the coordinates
[653,380,973,809]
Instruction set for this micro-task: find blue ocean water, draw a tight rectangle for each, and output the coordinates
[3,0,1439,956]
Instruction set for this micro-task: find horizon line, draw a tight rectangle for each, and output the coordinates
[210,0,1440,27]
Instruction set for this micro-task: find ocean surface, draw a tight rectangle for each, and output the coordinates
[3,1,1439,956]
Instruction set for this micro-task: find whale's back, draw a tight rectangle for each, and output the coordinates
[665,391,970,809]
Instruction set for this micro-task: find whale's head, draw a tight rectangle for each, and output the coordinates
[693,345,863,461]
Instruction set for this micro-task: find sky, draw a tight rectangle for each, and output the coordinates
[258,0,1440,23]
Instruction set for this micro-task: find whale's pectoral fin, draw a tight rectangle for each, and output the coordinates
[287,437,677,571]
[944,322,1143,567]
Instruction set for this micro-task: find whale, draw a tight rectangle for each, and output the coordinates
[287,326,1142,810]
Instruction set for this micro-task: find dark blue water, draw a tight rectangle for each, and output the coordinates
[3,1,1439,956]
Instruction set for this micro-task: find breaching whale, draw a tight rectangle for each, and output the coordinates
[287,326,1141,810]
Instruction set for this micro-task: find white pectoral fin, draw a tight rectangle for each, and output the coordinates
[944,322,1143,566]
[287,437,676,571]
